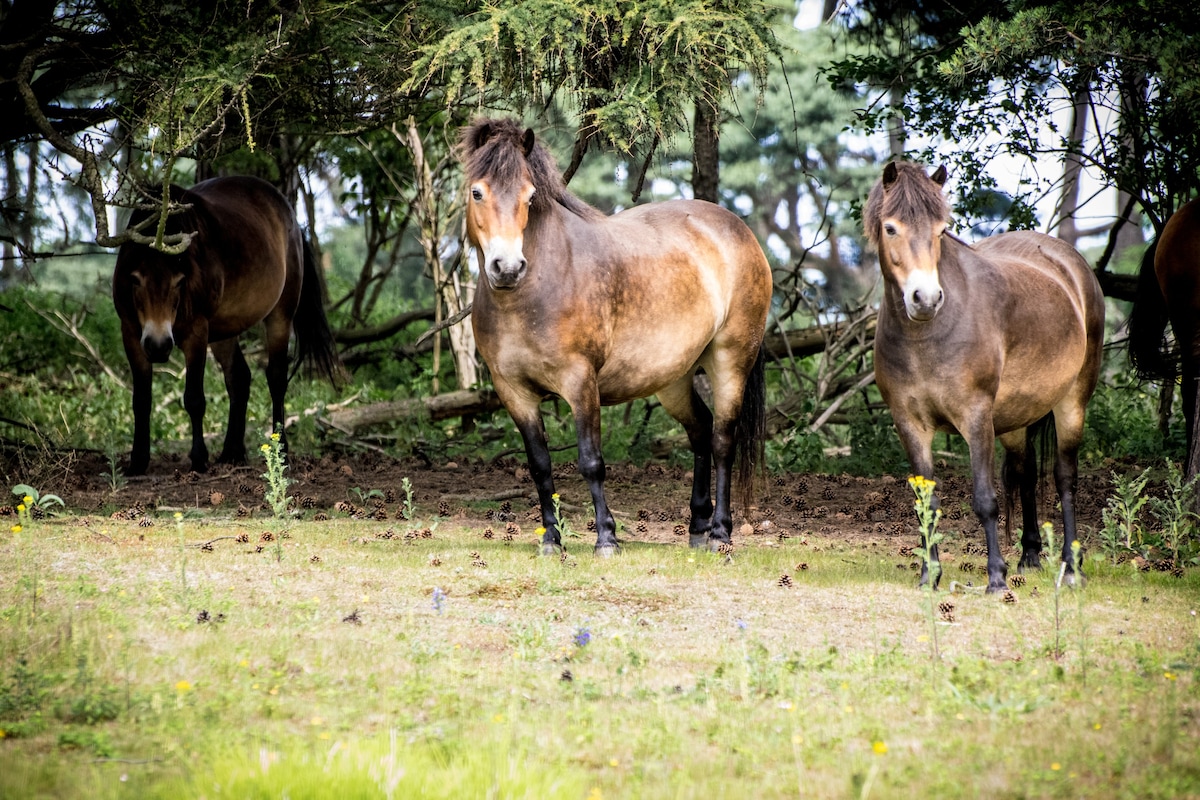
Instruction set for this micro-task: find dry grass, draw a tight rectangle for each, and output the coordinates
[0,512,1197,799]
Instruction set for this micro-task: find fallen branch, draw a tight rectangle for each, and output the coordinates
[323,388,502,434]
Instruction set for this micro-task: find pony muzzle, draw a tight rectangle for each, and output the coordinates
[902,274,945,321]
[483,239,528,290]
[140,322,175,362]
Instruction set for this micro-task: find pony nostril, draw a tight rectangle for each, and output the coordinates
[935,289,944,306]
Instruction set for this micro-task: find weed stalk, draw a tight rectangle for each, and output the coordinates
[909,475,943,665]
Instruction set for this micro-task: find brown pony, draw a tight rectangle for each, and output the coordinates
[460,118,772,555]
[112,176,342,475]
[1129,198,1200,478]
[866,162,1105,592]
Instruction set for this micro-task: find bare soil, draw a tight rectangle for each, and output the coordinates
[20,447,1118,561]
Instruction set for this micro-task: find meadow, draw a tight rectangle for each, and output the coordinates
[1,493,1197,799]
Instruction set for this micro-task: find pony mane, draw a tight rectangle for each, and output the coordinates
[459,118,602,220]
[863,161,950,251]
[119,183,211,320]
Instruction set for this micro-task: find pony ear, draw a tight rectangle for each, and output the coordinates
[882,161,899,188]
[931,165,948,186]
[522,128,535,157]
[464,121,494,154]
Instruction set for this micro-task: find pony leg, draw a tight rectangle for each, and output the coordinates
[892,417,941,589]
[657,374,714,548]
[180,333,210,473]
[999,428,1042,571]
[121,321,153,475]
[263,314,292,451]
[569,390,619,556]
[963,414,1007,593]
[1052,404,1088,585]
[211,339,251,464]
[511,412,563,555]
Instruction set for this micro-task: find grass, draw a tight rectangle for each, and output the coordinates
[0,510,1198,799]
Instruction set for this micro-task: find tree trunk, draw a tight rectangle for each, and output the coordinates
[1051,86,1090,246]
[692,103,720,203]
[397,119,477,393]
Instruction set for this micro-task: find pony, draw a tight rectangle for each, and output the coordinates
[112,175,342,475]
[1128,197,1200,478]
[460,118,772,555]
[866,161,1105,592]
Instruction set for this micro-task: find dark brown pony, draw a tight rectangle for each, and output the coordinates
[112,176,342,475]
[867,162,1105,592]
[1129,198,1200,477]
[460,118,771,555]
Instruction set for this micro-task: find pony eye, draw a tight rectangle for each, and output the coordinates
[883,224,897,237]
[471,188,483,202]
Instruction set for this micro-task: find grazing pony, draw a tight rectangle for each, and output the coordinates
[867,162,1105,592]
[112,175,342,475]
[1128,198,1200,478]
[460,118,771,555]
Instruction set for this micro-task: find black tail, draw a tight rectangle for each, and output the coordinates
[734,346,767,511]
[1001,414,1054,546]
[291,239,345,387]
[1128,238,1179,381]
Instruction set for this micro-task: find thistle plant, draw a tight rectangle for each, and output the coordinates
[1148,460,1199,568]
[400,477,416,522]
[908,475,943,663]
[1099,468,1150,562]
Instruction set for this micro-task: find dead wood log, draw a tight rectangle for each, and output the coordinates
[325,389,503,434]
[763,315,878,360]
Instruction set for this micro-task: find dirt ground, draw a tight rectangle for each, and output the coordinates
[11,446,1118,563]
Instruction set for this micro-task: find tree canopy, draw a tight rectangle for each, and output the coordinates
[829,0,1200,242]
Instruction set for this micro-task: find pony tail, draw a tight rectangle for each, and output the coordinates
[291,238,345,388]
[1128,238,1179,381]
[734,346,767,512]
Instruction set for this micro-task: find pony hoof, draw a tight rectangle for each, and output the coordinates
[986,581,1008,595]
[539,543,563,557]
[1061,571,1085,589]
[594,544,620,558]
[688,533,709,549]
[1018,557,1042,573]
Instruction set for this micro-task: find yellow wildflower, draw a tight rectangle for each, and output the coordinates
[175,680,192,693]
[872,740,888,755]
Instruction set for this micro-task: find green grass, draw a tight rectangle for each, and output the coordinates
[0,511,1198,799]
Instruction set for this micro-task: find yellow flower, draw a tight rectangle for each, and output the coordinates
[872,740,888,755]
[1164,671,1178,681]
[22,495,32,506]
[271,432,281,442]
[1050,763,1061,771]
[10,525,20,534]
[587,789,603,800]
[16,504,25,513]
[174,511,183,521]
[535,526,547,536]
[260,444,271,453]
[552,493,560,500]
[175,680,192,693]
[608,758,619,768]
[310,716,324,726]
